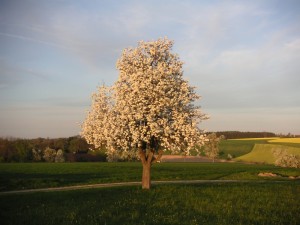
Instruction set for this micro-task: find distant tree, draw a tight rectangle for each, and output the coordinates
[0,138,16,162]
[68,136,89,153]
[32,148,42,162]
[273,149,300,168]
[53,138,68,151]
[55,149,65,163]
[81,38,207,189]
[204,133,224,162]
[43,147,56,162]
[14,139,33,162]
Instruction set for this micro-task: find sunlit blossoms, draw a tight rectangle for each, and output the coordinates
[273,149,300,168]
[81,37,208,188]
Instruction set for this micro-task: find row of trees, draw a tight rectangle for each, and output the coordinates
[0,131,282,162]
[0,136,90,162]
[32,147,65,162]
[215,131,276,139]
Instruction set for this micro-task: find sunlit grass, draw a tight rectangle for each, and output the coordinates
[219,139,270,158]
[236,144,300,164]
[268,138,300,144]
[220,139,300,157]
[230,137,279,140]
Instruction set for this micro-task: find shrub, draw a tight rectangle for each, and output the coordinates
[55,149,65,163]
[273,149,300,168]
[43,147,56,162]
[32,149,42,162]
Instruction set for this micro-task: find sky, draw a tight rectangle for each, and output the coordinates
[0,0,300,138]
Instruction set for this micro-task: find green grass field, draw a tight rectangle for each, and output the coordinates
[219,139,270,158]
[1,162,300,191]
[236,144,300,164]
[219,138,300,161]
[0,182,299,225]
[0,162,299,225]
[1,139,300,224]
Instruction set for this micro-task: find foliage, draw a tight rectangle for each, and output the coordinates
[81,38,208,188]
[82,37,207,156]
[203,133,224,161]
[0,136,91,163]
[273,149,300,168]
[68,137,89,153]
[55,149,65,163]
[215,131,276,139]
[32,149,42,162]
[43,147,56,162]
[14,139,33,162]
[0,183,299,225]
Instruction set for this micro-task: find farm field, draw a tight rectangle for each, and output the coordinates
[0,181,299,225]
[1,139,299,224]
[218,138,277,159]
[219,138,300,160]
[236,144,300,164]
[1,162,300,192]
[1,161,299,225]
[268,138,300,144]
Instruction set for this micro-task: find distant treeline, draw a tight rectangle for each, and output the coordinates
[0,136,106,163]
[0,131,295,162]
[213,131,277,139]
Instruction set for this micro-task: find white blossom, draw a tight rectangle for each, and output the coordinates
[81,37,208,158]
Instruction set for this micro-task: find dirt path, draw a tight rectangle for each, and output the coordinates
[0,179,289,195]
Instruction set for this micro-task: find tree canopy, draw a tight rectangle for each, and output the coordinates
[81,37,208,188]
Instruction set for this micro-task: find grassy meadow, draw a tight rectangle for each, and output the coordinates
[218,139,267,158]
[1,162,300,191]
[1,138,300,225]
[236,144,300,164]
[0,181,299,225]
[220,137,300,164]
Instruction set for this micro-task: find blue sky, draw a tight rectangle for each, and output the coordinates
[0,0,299,138]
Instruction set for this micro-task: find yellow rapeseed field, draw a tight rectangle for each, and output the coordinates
[268,138,300,144]
[231,137,279,141]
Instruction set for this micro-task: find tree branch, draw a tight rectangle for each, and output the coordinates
[147,150,154,166]
[139,148,146,165]
[151,150,163,164]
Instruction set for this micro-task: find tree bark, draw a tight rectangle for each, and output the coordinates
[139,148,158,189]
[142,162,151,189]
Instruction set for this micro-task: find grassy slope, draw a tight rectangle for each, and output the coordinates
[1,162,300,191]
[219,139,270,158]
[236,144,300,164]
[0,183,299,225]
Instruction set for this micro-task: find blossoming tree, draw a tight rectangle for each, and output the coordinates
[81,38,207,189]
[203,133,224,162]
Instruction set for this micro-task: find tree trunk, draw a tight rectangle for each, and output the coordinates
[139,148,163,190]
[142,162,151,189]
